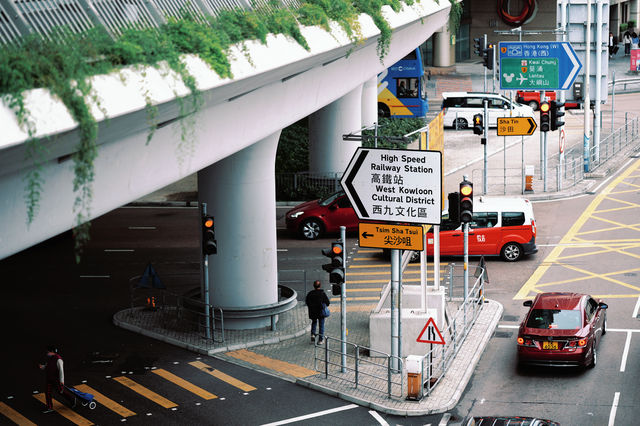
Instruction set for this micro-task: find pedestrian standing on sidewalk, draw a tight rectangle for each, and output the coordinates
[624,31,632,56]
[632,32,639,49]
[305,280,330,344]
[39,346,74,413]
[609,32,615,57]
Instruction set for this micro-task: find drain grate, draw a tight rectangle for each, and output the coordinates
[494,331,513,338]
[624,272,637,277]
[502,315,519,322]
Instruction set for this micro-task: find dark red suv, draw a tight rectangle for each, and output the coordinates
[285,191,359,240]
[517,292,607,368]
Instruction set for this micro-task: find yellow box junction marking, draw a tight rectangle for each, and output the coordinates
[226,349,316,378]
[189,361,256,392]
[151,369,217,400]
[33,394,94,425]
[113,376,177,408]
[358,223,424,251]
[0,401,36,426]
[515,158,640,300]
[74,384,136,418]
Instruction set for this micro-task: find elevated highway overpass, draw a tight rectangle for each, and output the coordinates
[0,0,451,327]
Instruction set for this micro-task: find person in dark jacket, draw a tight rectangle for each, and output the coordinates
[39,346,74,412]
[305,280,330,343]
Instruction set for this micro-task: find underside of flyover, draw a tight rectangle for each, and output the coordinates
[0,2,451,328]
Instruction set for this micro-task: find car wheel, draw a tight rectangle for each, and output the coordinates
[501,242,522,261]
[409,251,420,263]
[528,100,539,110]
[453,118,468,129]
[299,219,323,240]
[378,103,390,118]
[587,343,597,368]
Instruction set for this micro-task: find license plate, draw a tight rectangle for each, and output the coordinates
[542,341,558,350]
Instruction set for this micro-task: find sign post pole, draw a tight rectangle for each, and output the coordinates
[391,249,400,371]
[340,226,347,373]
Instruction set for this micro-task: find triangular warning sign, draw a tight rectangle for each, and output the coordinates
[137,262,166,289]
[416,317,445,345]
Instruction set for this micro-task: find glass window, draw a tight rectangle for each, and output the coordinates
[526,309,582,329]
[465,97,483,107]
[443,97,464,108]
[489,98,506,109]
[320,191,344,206]
[397,78,419,98]
[336,196,351,208]
[470,212,498,229]
[586,298,598,321]
[420,76,427,100]
[502,212,525,227]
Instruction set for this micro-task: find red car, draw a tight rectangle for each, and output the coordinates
[516,90,579,111]
[517,292,608,368]
[285,191,359,240]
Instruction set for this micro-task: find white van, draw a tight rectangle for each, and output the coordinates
[441,92,535,129]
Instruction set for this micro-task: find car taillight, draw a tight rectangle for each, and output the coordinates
[517,336,535,347]
[517,337,524,344]
[578,339,587,347]
[531,219,536,236]
[567,339,587,348]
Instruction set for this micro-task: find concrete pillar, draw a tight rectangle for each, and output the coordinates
[362,77,378,128]
[309,85,363,174]
[433,26,453,67]
[197,131,281,329]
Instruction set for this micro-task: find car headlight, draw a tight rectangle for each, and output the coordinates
[290,211,304,218]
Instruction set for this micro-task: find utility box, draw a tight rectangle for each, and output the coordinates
[406,355,424,400]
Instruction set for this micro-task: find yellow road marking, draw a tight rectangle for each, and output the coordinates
[113,376,177,408]
[74,384,135,418]
[33,394,94,425]
[226,349,316,378]
[515,158,640,299]
[0,401,36,426]
[189,361,256,392]
[348,269,447,276]
[330,296,380,302]
[151,369,217,400]
[348,277,444,284]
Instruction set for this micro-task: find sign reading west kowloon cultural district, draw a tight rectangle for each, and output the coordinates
[340,148,442,225]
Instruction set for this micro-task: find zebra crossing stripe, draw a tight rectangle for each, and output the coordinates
[0,401,36,426]
[113,376,177,408]
[33,394,94,425]
[74,384,136,417]
[189,361,256,392]
[152,368,217,400]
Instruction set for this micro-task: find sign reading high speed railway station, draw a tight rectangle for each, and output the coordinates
[340,148,442,225]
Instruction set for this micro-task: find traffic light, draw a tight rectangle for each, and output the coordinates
[473,113,483,135]
[322,241,345,285]
[202,215,217,255]
[539,101,550,132]
[448,192,460,224]
[482,45,494,70]
[550,100,565,131]
[473,37,482,57]
[332,284,341,296]
[459,179,474,223]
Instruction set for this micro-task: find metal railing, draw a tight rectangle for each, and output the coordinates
[313,336,404,399]
[0,0,301,46]
[275,171,343,202]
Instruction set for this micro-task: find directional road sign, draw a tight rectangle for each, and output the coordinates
[416,317,445,344]
[358,223,424,251]
[497,117,537,136]
[499,41,582,90]
[341,148,442,225]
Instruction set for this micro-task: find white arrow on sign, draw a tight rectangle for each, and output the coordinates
[340,147,442,225]
[562,43,581,89]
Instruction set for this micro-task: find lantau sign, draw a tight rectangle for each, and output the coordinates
[340,148,442,225]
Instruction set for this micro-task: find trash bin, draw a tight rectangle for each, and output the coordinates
[525,165,535,193]
[406,355,423,400]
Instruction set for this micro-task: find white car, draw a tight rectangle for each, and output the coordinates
[442,92,535,129]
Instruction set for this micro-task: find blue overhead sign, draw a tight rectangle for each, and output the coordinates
[499,41,582,91]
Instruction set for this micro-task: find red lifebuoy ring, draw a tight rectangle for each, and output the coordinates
[497,0,536,27]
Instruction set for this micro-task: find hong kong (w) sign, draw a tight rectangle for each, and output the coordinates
[499,41,582,90]
[340,148,442,225]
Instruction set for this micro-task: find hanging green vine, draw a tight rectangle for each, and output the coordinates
[0,0,449,261]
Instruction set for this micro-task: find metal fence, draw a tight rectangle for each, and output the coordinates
[275,172,343,201]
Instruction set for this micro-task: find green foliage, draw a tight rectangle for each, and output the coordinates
[448,0,463,35]
[276,118,309,173]
[0,1,426,258]
[362,117,426,148]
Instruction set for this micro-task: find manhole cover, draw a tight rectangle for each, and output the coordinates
[494,331,513,338]
[624,273,637,277]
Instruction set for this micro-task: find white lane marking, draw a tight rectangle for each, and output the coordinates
[128,226,157,230]
[369,410,389,426]
[620,332,632,372]
[260,404,358,426]
[632,296,640,319]
[277,249,288,252]
[104,249,135,252]
[608,392,620,426]
[498,325,519,329]
[79,275,110,278]
[439,413,452,425]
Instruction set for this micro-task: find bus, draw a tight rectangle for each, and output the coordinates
[377,48,429,118]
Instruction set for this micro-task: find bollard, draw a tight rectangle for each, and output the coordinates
[524,165,535,193]
[406,355,423,400]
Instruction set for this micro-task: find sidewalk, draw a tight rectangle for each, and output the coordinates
[115,53,640,417]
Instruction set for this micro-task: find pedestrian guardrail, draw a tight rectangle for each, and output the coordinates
[275,172,342,201]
